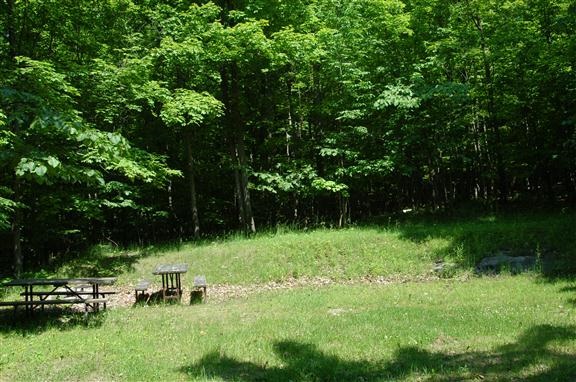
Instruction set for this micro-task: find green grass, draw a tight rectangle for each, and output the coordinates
[1,211,576,380]
[1,277,575,381]
[49,210,575,286]
[47,228,446,286]
[130,228,444,284]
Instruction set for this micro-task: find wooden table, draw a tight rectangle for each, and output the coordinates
[0,277,117,315]
[153,264,188,302]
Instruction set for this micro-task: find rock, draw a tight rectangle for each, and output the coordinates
[475,253,537,275]
[433,261,458,278]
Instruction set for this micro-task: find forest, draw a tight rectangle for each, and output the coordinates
[1,0,574,276]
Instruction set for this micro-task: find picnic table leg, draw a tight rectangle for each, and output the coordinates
[23,285,29,315]
[27,285,34,315]
[95,284,102,311]
[93,284,99,312]
[176,274,182,299]
[169,273,174,299]
[166,274,169,301]
[162,274,167,301]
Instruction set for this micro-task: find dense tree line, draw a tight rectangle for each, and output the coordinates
[1,0,574,275]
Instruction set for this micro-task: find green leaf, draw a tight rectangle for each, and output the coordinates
[46,156,60,168]
[108,133,122,145]
[35,165,48,177]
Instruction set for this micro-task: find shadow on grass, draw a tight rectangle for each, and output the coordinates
[182,324,576,381]
[0,307,106,334]
[54,248,149,278]
[36,241,188,279]
[559,285,576,293]
[557,285,576,307]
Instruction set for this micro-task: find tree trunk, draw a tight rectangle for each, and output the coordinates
[12,216,22,277]
[11,179,22,277]
[185,133,200,239]
[221,63,256,235]
[236,137,256,234]
[5,0,17,58]
[286,78,293,158]
[338,194,350,228]
[473,15,508,204]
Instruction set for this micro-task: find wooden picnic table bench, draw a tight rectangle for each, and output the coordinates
[134,279,151,303]
[0,298,109,310]
[21,291,116,297]
[0,277,117,315]
[193,275,207,299]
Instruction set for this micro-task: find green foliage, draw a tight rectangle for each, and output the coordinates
[0,54,177,268]
[1,0,574,270]
[0,187,16,231]
[311,177,349,196]
[14,57,80,107]
[161,90,223,128]
[374,83,420,110]
[218,19,272,64]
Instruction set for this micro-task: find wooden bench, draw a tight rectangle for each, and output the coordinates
[193,275,207,300]
[19,291,114,310]
[134,280,151,303]
[0,300,38,307]
[0,299,84,307]
[21,291,116,298]
[83,298,109,312]
[0,297,109,313]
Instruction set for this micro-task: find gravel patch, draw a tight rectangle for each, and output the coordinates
[107,274,441,308]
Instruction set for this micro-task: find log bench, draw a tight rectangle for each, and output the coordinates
[134,280,151,303]
[193,275,207,300]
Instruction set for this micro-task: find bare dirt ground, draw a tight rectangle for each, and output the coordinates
[107,275,440,308]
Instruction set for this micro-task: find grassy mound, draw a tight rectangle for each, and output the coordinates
[49,210,576,285]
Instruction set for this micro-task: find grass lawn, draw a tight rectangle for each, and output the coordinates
[1,211,575,381]
[1,277,575,381]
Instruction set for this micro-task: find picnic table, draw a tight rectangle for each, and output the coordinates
[0,277,117,315]
[153,263,188,302]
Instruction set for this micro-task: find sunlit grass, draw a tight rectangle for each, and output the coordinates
[1,276,575,381]
[3,212,575,380]
[127,228,448,285]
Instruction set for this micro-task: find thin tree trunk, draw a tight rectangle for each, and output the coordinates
[222,63,256,235]
[338,194,350,228]
[286,78,293,158]
[217,1,256,234]
[185,133,200,239]
[473,15,508,204]
[6,0,22,272]
[12,179,23,277]
[5,0,17,58]
[231,151,245,227]
[236,137,256,234]
[12,219,22,277]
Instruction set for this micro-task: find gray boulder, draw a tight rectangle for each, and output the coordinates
[475,254,537,275]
